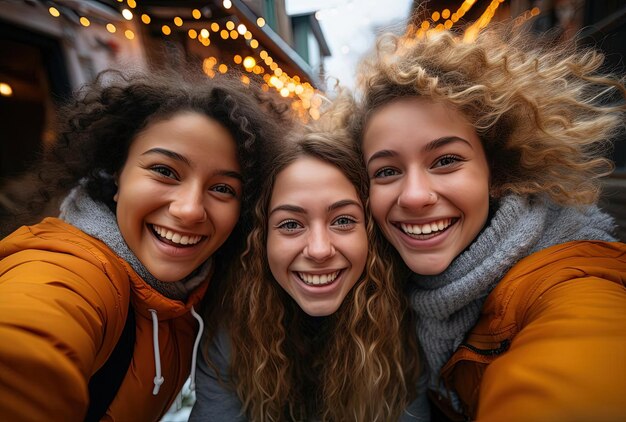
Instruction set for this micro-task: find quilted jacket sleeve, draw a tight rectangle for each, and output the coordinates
[476,275,626,421]
[0,248,124,420]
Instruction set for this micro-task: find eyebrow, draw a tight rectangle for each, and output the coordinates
[366,136,472,167]
[142,148,242,181]
[328,199,362,212]
[424,136,472,152]
[143,148,191,166]
[269,199,362,217]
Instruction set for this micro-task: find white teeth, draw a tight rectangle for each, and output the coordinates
[152,225,202,245]
[400,219,453,236]
[297,271,340,286]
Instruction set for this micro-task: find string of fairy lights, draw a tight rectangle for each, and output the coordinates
[44,0,322,121]
[408,0,540,41]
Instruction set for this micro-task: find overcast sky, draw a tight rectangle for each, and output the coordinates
[286,0,413,89]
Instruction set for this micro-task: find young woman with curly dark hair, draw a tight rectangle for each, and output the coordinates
[352,24,626,421]
[0,70,285,421]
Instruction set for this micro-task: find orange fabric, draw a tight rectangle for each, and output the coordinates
[440,241,626,421]
[0,218,209,421]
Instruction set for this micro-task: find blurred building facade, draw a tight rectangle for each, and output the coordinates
[0,0,330,182]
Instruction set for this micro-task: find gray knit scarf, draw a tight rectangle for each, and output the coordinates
[59,184,211,301]
[409,195,616,408]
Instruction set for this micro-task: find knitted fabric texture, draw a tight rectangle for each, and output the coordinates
[59,183,211,301]
[409,195,616,407]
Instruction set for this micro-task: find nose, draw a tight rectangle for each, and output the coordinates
[397,169,437,210]
[168,183,207,224]
[303,224,335,262]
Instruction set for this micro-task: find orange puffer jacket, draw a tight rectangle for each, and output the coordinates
[0,218,210,421]
[434,241,626,422]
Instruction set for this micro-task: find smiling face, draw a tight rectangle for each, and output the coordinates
[362,98,490,276]
[114,111,242,282]
[266,156,368,316]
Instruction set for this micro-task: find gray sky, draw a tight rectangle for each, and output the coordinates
[286,0,413,89]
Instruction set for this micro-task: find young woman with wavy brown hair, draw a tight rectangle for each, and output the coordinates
[191,97,423,421]
[352,24,626,421]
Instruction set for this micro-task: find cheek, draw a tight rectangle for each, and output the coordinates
[266,234,292,283]
[368,186,393,225]
[215,202,241,234]
[348,228,369,276]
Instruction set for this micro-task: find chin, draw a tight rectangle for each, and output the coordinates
[406,259,451,276]
[302,305,338,317]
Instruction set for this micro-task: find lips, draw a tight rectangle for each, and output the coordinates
[151,224,205,246]
[295,270,342,286]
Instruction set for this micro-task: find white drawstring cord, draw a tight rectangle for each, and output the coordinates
[149,309,164,395]
[189,306,204,391]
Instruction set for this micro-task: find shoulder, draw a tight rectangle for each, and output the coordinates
[483,240,626,330]
[0,217,130,308]
[456,241,626,420]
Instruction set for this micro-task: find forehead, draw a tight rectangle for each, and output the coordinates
[129,112,239,164]
[270,156,360,206]
[362,98,477,154]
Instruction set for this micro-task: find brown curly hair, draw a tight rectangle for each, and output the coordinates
[351,24,626,205]
[204,93,419,421]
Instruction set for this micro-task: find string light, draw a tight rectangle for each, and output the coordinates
[79,17,90,27]
[106,23,116,33]
[162,25,171,35]
[192,9,202,19]
[242,56,256,69]
[174,17,183,27]
[127,0,136,8]
[0,82,13,97]
[223,0,232,10]
[257,17,265,27]
[141,14,151,24]
[200,29,210,38]
[124,29,135,39]
[188,29,198,39]
[122,9,133,20]
[48,7,60,17]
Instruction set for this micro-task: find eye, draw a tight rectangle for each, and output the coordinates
[433,155,463,168]
[276,219,303,232]
[211,184,237,197]
[332,215,357,230]
[150,165,177,179]
[373,167,400,179]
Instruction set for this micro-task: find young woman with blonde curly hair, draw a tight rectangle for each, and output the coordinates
[351,24,626,421]
[190,99,424,421]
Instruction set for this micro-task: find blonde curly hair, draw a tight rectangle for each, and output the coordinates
[203,93,419,421]
[352,24,626,204]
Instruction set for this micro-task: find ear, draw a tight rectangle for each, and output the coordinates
[113,173,119,202]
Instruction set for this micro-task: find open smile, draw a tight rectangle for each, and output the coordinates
[295,269,344,286]
[150,224,206,247]
[394,217,458,240]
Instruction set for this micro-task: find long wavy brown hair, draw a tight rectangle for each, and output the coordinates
[204,94,419,421]
[351,23,626,205]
